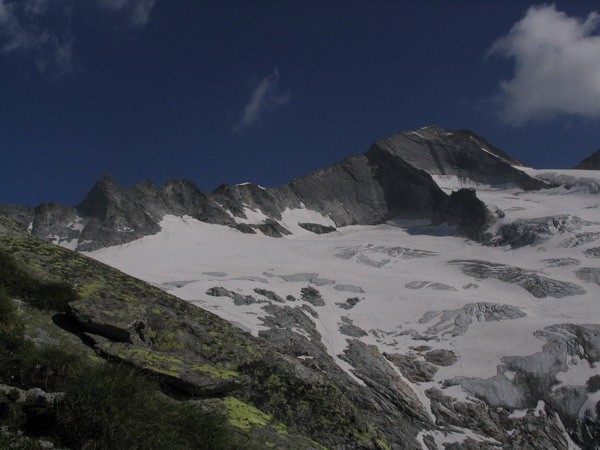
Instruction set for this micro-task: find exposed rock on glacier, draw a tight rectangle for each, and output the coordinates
[562,231,600,248]
[575,267,600,285]
[338,316,367,338]
[297,222,336,234]
[206,286,262,306]
[405,280,457,291]
[300,286,325,306]
[335,297,361,310]
[542,258,581,267]
[492,215,585,248]
[417,302,526,337]
[253,288,286,303]
[384,353,438,383]
[450,323,600,449]
[450,260,586,298]
[424,388,573,450]
[584,247,600,258]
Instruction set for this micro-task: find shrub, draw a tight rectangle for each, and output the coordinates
[0,287,24,351]
[0,343,87,392]
[24,281,78,312]
[0,251,77,312]
[54,363,238,450]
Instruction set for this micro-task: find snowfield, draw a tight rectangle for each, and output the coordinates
[86,169,600,449]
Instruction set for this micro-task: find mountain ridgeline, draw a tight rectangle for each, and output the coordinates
[1,126,544,250]
[3,126,600,449]
[574,149,600,170]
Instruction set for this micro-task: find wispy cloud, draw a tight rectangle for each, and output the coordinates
[490,4,600,126]
[95,0,157,27]
[0,0,158,80]
[233,68,291,133]
[0,0,74,80]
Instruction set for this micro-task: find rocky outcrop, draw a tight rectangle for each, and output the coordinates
[491,215,586,248]
[424,388,572,450]
[298,222,336,234]
[447,323,600,449]
[96,342,242,396]
[431,188,497,240]
[341,340,431,426]
[417,302,526,337]
[300,286,325,306]
[206,286,262,306]
[574,149,600,170]
[450,260,586,298]
[374,125,544,189]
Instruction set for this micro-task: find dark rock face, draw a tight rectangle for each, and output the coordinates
[340,339,431,427]
[1,125,536,250]
[206,286,261,306]
[374,126,544,189]
[0,205,34,230]
[338,316,367,338]
[432,188,497,241]
[385,353,438,383]
[574,149,600,170]
[424,387,572,450]
[298,222,336,234]
[300,286,325,307]
[76,175,162,250]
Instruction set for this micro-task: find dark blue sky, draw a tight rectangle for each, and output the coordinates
[1,0,599,206]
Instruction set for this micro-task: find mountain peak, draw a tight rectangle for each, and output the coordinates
[371,126,541,190]
[94,173,120,189]
[77,174,124,218]
[574,149,600,170]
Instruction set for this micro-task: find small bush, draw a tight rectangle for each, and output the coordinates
[0,251,77,312]
[24,281,78,312]
[0,343,87,392]
[54,363,236,450]
[0,251,30,293]
[0,287,24,351]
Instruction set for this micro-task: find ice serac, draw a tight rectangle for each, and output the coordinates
[375,125,544,189]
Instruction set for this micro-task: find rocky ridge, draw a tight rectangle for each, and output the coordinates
[0,125,544,251]
[575,149,600,170]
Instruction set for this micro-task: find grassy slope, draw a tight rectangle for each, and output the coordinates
[0,216,389,449]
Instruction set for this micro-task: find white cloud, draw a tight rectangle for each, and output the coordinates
[233,68,291,132]
[490,5,600,125]
[490,4,600,125]
[95,0,157,27]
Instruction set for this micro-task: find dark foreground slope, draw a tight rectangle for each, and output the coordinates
[0,125,542,251]
[0,215,429,449]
